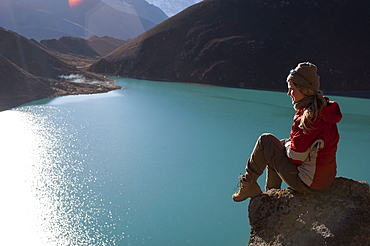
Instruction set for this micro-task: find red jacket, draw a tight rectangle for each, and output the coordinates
[285,99,342,190]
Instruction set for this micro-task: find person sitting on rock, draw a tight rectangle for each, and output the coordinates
[232,62,343,202]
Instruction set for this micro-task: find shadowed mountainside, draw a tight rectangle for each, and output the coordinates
[40,37,101,58]
[89,0,370,93]
[39,35,127,70]
[0,28,120,111]
[87,35,127,57]
[0,28,76,79]
[0,53,56,105]
[41,35,127,58]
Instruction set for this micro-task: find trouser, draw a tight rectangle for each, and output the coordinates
[246,133,311,194]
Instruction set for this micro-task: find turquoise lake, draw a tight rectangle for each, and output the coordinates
[0,78,369,245]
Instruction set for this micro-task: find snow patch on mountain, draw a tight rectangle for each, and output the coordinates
[146,0,202,17]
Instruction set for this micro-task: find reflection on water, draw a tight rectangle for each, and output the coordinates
[0,107,121,245]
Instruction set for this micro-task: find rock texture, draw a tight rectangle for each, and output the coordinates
[248,177,370,246]
[89,0,370,93]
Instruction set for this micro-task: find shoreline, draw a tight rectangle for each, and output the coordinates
[110,75,370,99]
[0,82,122,112]
[2,78,369,112]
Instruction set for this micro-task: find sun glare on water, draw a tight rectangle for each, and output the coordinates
[0,107,116,245]
[69,0,84,7]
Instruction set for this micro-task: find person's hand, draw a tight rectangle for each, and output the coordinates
[280,138,288,145]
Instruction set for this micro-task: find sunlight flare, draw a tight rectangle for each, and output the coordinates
[69,0,84,8]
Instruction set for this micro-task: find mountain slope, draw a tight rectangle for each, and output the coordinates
[39,35,127,68]
[89,0,370,92]
[0,28,120,111]
[87,35,127,56]
[40,37,101,58]
[0,28,76,79]
[0,53,56,99]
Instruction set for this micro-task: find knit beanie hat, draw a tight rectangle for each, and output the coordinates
[287,62,320,91]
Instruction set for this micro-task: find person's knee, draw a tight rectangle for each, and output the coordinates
[259,133,285,157]
[259,133,277,144]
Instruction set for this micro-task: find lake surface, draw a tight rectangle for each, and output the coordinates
[1,78,369,245]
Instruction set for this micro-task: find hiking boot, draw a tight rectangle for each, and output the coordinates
[232,173,262,202]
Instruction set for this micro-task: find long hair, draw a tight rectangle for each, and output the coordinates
[294,83,327,134]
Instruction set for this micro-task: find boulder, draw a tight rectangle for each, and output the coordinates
[248,177,370,246]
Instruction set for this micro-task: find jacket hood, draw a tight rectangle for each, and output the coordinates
[321,100,342,124]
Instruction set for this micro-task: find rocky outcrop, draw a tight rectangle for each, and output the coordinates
[89,0,370,93]
[248,177,370,246]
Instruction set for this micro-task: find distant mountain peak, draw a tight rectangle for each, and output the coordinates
[0,0,168,40]
[146,0,202,16]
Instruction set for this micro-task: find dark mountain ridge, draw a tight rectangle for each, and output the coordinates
[87,35,127,57]
[0,28,120,111]
[89,0,370,93]
[40,35,127,58]
[41,37,100,59]
[0,28,76,79]
[0,53,55,100]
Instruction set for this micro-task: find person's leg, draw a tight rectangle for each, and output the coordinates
[232,133,310,202]
[247,133,283,190]
[232,133,271,202]
[266,166,282,190]
[248,133,310,194]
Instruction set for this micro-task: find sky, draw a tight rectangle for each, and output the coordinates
[0,0,203,40]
